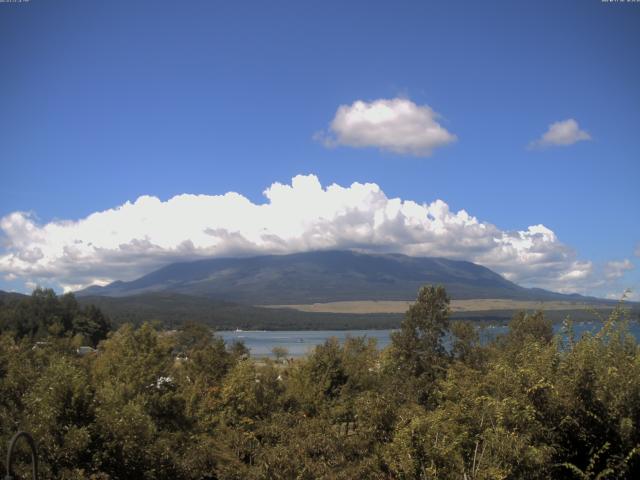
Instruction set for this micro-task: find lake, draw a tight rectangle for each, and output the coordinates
[219,321,640,358]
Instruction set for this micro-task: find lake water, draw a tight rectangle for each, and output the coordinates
[219,321,640,358]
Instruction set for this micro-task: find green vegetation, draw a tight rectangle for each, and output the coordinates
[77,292,632,331]
[77,292,405,330]
[1,286,639,479]
[271,346,289,363]
[0,288,110,346]
[263,299,619,314]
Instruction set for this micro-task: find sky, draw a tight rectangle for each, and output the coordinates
[0,0,639,299]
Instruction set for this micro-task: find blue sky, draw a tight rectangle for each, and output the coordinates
[0,0,638,298]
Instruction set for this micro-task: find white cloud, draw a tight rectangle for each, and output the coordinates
[315,98,457,156]
[0,174,602,294]
[529,118,591,149]
[604,259,634,280]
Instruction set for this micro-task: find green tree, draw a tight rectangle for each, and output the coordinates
[176,321,213,352]
[389,285,451,405]
[0,289,110,345]
[271,346,289,363]
[24,356,94,479]
[506,310,553,346]
[90,323,182,478]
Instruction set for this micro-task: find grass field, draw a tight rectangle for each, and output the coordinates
[261,299,618,314]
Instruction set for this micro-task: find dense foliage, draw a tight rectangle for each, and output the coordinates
[0,288,110,346]
[1,286,639,479]
[77,293,405,331]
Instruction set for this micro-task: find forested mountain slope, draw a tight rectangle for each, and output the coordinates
[78,250,601,305]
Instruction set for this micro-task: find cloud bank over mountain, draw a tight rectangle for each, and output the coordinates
[0,174,626,294]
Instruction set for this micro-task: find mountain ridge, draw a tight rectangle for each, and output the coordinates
[76,250,606,305]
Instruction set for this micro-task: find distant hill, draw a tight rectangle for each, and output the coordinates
[77,250,603,305]
[3,260,633,331]
[0,290,27,302]
[1,282,629,332]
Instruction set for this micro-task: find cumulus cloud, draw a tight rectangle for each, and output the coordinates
[604,259,634,280]
[0,174,601,294]
[528,118,591,149]
[315,98,457,156]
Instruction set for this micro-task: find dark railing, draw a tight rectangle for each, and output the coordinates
[4,431,38,480]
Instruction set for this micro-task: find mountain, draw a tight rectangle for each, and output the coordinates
[76,250,600,304]
[0,290,27,302]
